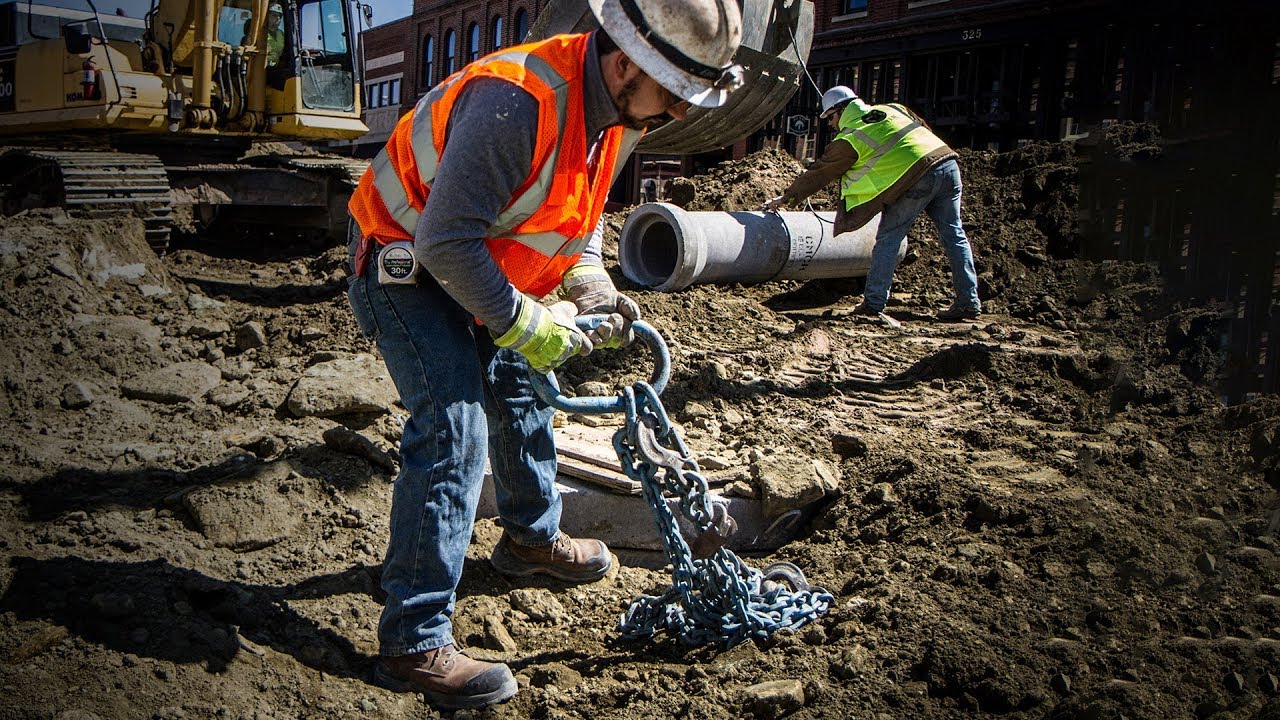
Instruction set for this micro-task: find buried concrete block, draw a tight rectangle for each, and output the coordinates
[477,473,796,552]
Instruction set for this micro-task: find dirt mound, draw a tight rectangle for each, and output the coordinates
[666,147,838,212]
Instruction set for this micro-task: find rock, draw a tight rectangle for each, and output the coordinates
[831,433,868,458]
[531,663,584,690]
[88,261,146,286]
[833,644,873,679]
[866,483,897,506]
[186,294,225,312]
[700,455,733,471]
[182,461,314,551]
[296,326,328,343]
[482,615,519,653]
[235,321,268,351]
[185,319,231,339]
[1051,673,1072,694]
[684,402,713,418]
[322,425,398,472]
[61,382,95,410]
[742,679,805,720]
[1225,671,1246,693]
[207,385,251,411]
[70,313,163,345]
[575,381,611,397]
[754,451,834,521]
[1195,552,1217,574]
[813,459,840,493]
[121,362,221,404]
[48,255,81,283]
[286,354,399,417]
[509,588,568,624]
[724,480,756,498]
[223,430,282,457]
[711,638,757,671]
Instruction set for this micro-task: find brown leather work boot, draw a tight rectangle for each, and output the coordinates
[373,644,517,710]
[490,531,613,582]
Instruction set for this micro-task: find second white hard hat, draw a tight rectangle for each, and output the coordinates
[820,86,862,118]
[589,0,744,108]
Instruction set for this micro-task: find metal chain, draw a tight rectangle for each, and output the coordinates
[613,383,834,647]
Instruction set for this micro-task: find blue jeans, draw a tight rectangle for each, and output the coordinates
[862,159,980,312]
[347,249,562,657]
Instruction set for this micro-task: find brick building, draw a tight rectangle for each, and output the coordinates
[338,2,542,157]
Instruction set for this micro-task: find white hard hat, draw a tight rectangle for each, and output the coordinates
[589,0,744,108]
[268,3,282,13]
[820,86,861,118]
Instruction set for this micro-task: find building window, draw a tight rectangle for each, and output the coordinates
[445,29,456,75]
[379,81,390,107]
[468,22,480,63]
[422,35,434,87]
[492,15,503,51]
[514,8,528,44]
[389,78,400,106]
[844,0,867,12]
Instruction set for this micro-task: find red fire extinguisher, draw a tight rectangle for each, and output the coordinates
[81,56,98,100]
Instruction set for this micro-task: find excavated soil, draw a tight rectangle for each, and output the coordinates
[2,129,1279,720]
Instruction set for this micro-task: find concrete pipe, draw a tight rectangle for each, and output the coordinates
[618,202,902,292]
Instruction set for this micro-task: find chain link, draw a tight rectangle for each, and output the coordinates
[613,383,834,646]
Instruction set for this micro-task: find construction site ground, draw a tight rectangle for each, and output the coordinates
[1,131,1279,720]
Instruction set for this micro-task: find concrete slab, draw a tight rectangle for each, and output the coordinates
[476,423,802,552]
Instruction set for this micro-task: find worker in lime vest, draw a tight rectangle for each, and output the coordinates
[764,86,982,321]
[264,3,284,67]
[344,0,744,710]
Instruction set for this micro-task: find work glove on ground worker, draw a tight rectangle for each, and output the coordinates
[493,297,592,374]
[761,195,785,212]
[560,263,640,350]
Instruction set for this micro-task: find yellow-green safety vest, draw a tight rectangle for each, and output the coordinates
[835,102,948,209]
[266,29,284,66]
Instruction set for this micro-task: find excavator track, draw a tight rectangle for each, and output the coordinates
[0,149,174,253]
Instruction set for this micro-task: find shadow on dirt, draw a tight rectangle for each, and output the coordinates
[0,555,379,677]
[170,274,345,309]
[0,447,384,522]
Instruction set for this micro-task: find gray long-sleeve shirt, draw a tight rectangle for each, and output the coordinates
[414,32,621,336]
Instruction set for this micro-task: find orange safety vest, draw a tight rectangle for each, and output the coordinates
[348,33,643,297]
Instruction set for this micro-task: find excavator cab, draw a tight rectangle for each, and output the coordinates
[137,0,366,136]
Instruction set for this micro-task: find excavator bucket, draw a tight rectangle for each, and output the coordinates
[527,0,814,155]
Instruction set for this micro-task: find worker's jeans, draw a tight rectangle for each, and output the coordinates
[862,159,981,312]
[347,263,562,657]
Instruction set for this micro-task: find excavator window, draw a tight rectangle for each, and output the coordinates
[297,0,354,110]
[219,6,253,47]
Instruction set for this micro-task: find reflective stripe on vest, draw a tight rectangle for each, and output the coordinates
[835,103,947,208]
[368,51,570,238]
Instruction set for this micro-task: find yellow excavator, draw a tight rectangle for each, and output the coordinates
[0,0,369,250]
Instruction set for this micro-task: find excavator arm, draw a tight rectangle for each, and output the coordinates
[528,0,814,155]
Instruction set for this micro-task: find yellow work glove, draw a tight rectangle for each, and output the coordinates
[493,297,592,373]
[561,263,640,350]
